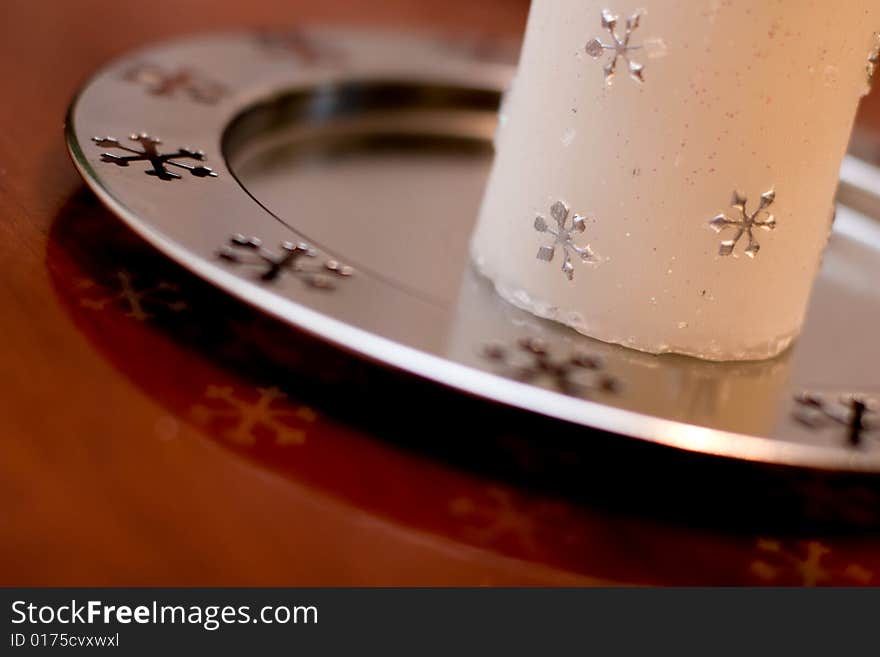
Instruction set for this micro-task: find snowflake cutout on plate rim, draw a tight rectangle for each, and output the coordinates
[123,62,227,104]
[219,233,353,289]
[793,391,879,448]
[483,337,619,397]
[585,9,645,85]
[709,189,776,258]
[534,200,598,281]
[93,133,218,181]
[255,29,344,66]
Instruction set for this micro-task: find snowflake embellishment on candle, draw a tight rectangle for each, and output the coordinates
[534,200,598,280]
[868,33,880,91]
[585,9,645,84]
[709,189,777,258]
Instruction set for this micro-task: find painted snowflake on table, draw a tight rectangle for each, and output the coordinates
[218,233,353,288]
[585,9,645,84]
[190,385,317,447]
[534,200,598,280]
[709,189,776,258]
[750,539,873,587]
[93,133,218,181]
[450,486,574,555]
[78,270,187,321]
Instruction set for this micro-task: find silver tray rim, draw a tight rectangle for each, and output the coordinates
[65,27,880,473]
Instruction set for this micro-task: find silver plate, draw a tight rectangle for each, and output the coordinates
[66,29,880,473]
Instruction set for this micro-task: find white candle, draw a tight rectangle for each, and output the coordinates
[472,1,880,361]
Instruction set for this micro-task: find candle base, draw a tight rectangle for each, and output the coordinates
[472,251,798,362]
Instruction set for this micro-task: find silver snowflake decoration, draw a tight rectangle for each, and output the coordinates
[709,189,776,258]
[794,392,878,448]
[93,133,217,181]
[534,201,597,280]
[219,233,353,288]
[585,9,645,84]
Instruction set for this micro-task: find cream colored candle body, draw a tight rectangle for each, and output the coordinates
[472,0,879,360]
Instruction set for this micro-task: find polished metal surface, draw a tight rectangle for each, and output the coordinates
[66,29,880,472]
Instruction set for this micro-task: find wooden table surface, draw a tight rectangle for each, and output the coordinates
[3,0,880,586]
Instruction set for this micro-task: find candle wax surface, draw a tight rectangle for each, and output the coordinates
[472,1,880,360]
